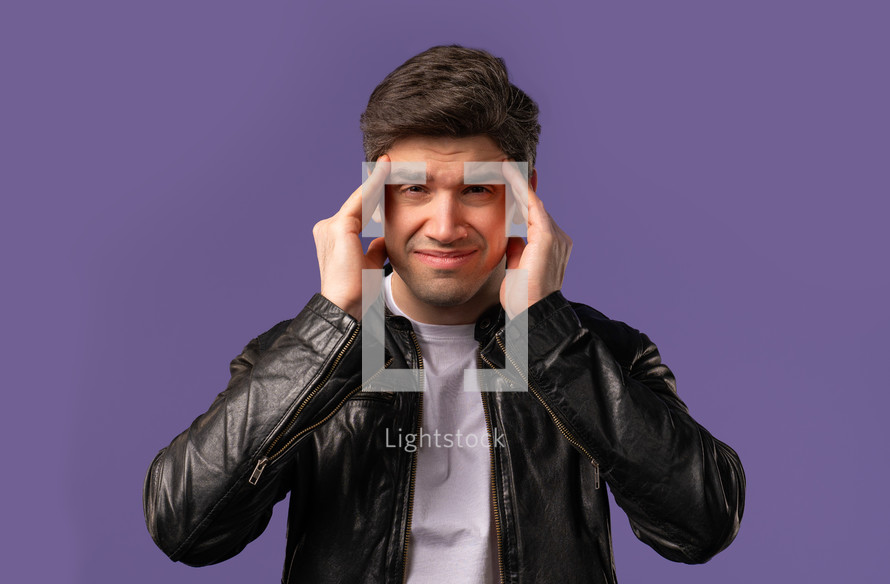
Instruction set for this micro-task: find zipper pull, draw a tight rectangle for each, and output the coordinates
[592,459,600,490]
[249,456,269,486]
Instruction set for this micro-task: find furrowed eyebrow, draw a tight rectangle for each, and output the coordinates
[388,172,441,185]
[463,171,504,184]
[387,171,423,184]
[388,172,504,185]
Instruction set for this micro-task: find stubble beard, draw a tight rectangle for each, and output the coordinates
[395,258,505,309]
[402,270,482,307]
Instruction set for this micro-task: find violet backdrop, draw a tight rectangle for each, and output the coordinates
[2,1,887,582]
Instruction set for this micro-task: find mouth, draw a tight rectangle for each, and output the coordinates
[413,249,477,268]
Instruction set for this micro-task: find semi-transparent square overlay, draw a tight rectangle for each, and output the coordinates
[361,161,529,238]
[359,161,530,393]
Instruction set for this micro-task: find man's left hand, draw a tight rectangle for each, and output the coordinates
[500,161,572,319]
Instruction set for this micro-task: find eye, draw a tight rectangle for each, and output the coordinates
[463,186,496,199]
[399,186,428,197]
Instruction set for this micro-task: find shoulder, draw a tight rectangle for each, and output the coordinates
[250,293,356,352]
[254,318,294,351]
[565,296,677,395]
[564,297,647,369]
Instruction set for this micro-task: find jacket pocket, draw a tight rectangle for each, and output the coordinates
[349,383,396,402]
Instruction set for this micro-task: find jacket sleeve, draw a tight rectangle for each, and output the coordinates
[142,293,362,566]
[518,290,745,564]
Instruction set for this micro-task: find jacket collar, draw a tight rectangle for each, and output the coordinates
[381,263,505,345]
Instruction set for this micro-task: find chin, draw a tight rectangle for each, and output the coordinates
[393,263,500,308]
[412,283,478,307]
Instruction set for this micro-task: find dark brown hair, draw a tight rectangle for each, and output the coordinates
[360,45,541,168]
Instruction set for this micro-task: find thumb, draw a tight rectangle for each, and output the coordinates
[365,237,388,268]
[504,237,526,269]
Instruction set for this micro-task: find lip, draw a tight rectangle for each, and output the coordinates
[413,249,477,268]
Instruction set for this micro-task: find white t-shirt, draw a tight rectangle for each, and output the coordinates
[384,274,498,584]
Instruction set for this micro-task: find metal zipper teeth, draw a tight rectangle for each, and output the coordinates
[279,354,390,584]
[250,353,394,485]
[492,334,600,489]
[401,330,424,584]
[283,355,395,438]
[478,352,506,584]
[249,326,362,485]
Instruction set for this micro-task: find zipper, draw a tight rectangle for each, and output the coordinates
[401,329,424,584]
[478,352,506,584]
[248,325,392,486]
[488,334,600,489]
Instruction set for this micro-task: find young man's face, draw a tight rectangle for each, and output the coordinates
[382,135,509,325]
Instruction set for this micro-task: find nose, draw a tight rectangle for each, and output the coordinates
[423,193,468,244]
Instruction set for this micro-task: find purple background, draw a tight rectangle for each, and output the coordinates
[2,1,887,582]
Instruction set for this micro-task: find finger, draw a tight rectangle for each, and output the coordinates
[504,236,526,270]
[501,160,530,224]
[362,155,391,228]
[339,155,391,227]
[365,237,388,268]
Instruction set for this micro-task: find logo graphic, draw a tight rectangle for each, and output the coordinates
[360,161,530,393]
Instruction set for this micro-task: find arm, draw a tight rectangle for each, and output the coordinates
[521,290,745,563]
[143,157,392,566]
[498,164,743,562]
[142,293,362,566]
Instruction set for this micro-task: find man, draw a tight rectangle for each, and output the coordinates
[144,45,745,583]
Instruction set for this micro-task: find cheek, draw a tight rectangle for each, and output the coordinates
[381,195,404,243]
[479,207,509,250]
[382,208,420,256]
[492,238,509,262]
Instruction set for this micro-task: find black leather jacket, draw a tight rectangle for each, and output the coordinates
[143,286,745,583]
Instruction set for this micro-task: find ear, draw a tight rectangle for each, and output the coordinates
[530,167,538,192]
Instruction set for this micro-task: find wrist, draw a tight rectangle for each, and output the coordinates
[320,292,362,322]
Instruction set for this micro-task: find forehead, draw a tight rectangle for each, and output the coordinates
[386,135,507,185]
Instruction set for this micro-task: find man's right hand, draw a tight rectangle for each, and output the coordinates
[312,155,390,321]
